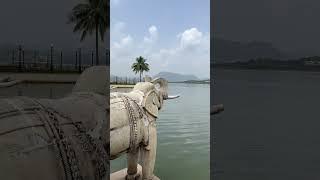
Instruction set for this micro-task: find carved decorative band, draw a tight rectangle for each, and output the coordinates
[32,100,107,180]
[120,95,144,152]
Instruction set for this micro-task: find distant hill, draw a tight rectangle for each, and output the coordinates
[214,38,288,63]
[153,72,199,82]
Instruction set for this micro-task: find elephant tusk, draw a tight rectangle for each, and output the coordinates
[166,94,180,99]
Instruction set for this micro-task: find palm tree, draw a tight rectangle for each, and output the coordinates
[68,0,109,65]
[131,56,150,82]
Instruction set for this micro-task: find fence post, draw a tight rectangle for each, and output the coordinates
[60,51,63,71]
[22,49,25,70]
[33,50,36,66]
[50,44,53,72]
[12,50,15,64]
[18,45,22,71]
[47,52,49,69]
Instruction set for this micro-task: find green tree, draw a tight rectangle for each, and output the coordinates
[131,56,150,82]
[68,0,109,65]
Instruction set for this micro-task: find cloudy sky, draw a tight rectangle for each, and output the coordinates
[214,0,320,56]
[110,0,210,79]
[0,0,108,51]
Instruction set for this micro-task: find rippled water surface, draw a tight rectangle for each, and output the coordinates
[111,83,210,180]
[214,69,320,180]
[0,83,210,179]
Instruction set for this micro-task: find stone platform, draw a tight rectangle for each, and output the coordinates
[110,164,160,180]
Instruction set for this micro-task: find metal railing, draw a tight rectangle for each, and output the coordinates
[110,76,139,85]
[0,45,110,73]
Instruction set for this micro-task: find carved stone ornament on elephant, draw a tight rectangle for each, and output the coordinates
[110,76,179,180]
[0,66,109,180]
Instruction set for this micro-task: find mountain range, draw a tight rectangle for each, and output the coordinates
[153,72,199,82]
[111,71,202,83]
[214,38,289,63]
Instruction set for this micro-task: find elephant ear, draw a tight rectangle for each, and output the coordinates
[142,90,160,118]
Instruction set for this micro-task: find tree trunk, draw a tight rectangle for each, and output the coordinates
[96,22,99,65]
[92,51,94,66]
[75,51,78,70]
[60,51,62,71]
[140,72,142,82]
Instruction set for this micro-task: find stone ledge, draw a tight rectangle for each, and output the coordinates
[110,164,160,180]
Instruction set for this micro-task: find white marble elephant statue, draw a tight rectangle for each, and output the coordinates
[0,66,108,180]
[110,77,179,180]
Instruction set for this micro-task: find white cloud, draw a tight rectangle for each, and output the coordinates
[179,28,203,50]
[111,23,210,79]
[111,21,126,40]
[111,35,134,61]
[110,21,134,61]
[114,35,133,48]
[143,25,158,44]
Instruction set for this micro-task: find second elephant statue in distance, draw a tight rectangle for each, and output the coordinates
[110,77,179,180]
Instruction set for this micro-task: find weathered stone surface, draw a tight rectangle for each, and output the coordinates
[0,66,108,180]
[72,65,108,95]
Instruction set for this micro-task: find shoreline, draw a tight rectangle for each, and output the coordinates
[214,65,320,73]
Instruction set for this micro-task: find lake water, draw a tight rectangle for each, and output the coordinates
[0,83,210,179]
[213,69,320,180]
[111,83,210,180]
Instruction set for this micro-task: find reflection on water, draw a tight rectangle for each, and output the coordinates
[111,83,210,180]
[0,83,74,98]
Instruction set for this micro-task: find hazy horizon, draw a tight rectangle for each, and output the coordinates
[111,71,210,80]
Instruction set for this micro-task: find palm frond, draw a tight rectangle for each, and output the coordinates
[68,0,108,42]
[131,56,150,75]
